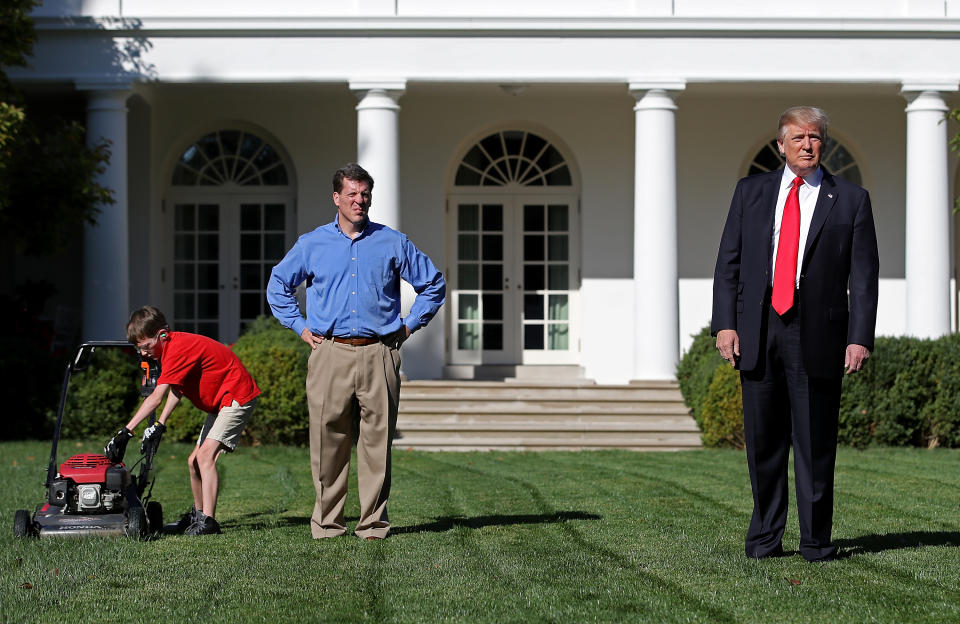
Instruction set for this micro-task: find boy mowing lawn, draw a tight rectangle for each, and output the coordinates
[104,306,260,536]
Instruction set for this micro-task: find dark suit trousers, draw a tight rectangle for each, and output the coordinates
[740,299,841,562]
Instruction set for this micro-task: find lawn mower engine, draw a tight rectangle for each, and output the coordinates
[30,453,151,538]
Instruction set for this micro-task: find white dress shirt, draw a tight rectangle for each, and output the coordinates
[770,165,822,288]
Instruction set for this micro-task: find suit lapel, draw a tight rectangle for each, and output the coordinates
[760,171,780,266]
[802,171,838,269]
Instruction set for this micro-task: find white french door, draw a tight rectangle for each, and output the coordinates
[449,193,579,366]
[170,193,294,343]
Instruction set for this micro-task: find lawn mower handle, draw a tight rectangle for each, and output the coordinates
[46,341,156,488]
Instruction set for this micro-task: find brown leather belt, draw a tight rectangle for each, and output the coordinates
[330,336,380,346]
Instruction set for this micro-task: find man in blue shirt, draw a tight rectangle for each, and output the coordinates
[267,163,445,540]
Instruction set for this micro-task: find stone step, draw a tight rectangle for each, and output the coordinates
[399,403,692,416]
[392,432,703,451]
[393,379,702,451]
[397,419,698,432]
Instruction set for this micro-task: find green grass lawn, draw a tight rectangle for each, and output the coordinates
[1,441,958,623]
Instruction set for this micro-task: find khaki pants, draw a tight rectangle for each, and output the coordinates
[306,338,401,539]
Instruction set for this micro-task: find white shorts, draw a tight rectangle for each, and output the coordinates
[197,397,258,451]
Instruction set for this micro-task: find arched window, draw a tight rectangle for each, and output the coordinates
[748,137,862,185]
[449,128,580,367]
[167,129,294,342]
[454,130,572,187]
[172,129,289,186]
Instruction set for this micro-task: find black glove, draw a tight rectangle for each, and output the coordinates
[104,428,134,463]
[141,421,166,453]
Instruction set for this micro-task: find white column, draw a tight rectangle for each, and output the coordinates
[629,81,686,380]
[77,84,130,340]
[902,82,959,338]
[350,80,406,231]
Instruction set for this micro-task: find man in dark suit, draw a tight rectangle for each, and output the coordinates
[712,106,879,562]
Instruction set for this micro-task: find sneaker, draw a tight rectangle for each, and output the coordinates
[185,512,221,536]
[163,507,198,534]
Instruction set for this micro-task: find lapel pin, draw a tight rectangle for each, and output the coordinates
[827,193,833,199]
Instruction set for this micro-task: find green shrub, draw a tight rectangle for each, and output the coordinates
[679,323,960,449]
[165,316,310,447]
[56,346,142,439]
[231,316,310,445]
[676,325,725,430]
[700,364,744,449]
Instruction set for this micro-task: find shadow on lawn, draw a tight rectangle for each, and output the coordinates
[392,510,602,535]
[836,531,960,555]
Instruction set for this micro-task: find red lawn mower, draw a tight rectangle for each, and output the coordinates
[14,341,164,539]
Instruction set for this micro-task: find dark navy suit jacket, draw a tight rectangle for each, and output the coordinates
[712,168,879,378]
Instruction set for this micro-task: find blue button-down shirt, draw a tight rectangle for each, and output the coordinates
[267,218,446,339]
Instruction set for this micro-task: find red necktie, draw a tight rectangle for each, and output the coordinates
[772,176,803,315]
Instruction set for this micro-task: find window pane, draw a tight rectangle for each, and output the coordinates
[264,234,285,261]
[198,234,219,261]
[458,264,479,290]
[175,204,195,230]
[481,264,503,291]
[219,129,240,155]
[455,166,482,186]
[198,293,218,320]
[458,234,479,261]
[240,234,260,261]
[458,323,479,350]
[264,204,285,230]
[241,204,260,231]
[548,235,568,261]
[548,205,568,231]
[481,235,502,261]
[459,294,478,320]
[524,205,545,232]
[174,264,194,289]
[197,264,219,290]
[548,295,569,321]
[240,293,261,319]
[461,146,488,172]
[175,293,194,319]
[483,323,503,350]
[524,324,544,350]
[544,165,572,186]
[261,166,289,186]
[238,133,263,160]
[548,324,569,350]
[198,204,219,231]
[480,134,504,161]
[548,265,569,290]
[240,263,261,290]
[524,294,544,320]
[524,235,544,262]
[482,204,503,231]
[197,323,218,339]
[175,235,194,261]
[458,204,479,231]
[482,293,503,321]
[524,265,544,291]
[522,134,547,161]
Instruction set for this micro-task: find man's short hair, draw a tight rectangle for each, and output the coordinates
[332,163,374,194]
[126,306,169,344]
[777,106,829,142]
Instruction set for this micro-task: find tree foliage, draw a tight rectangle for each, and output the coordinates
[0,0,114,257]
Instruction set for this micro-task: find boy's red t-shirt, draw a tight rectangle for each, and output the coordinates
[156,332,260,413]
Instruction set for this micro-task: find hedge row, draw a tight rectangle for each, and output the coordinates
[54,316,310,446]
[677,325,960,449]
